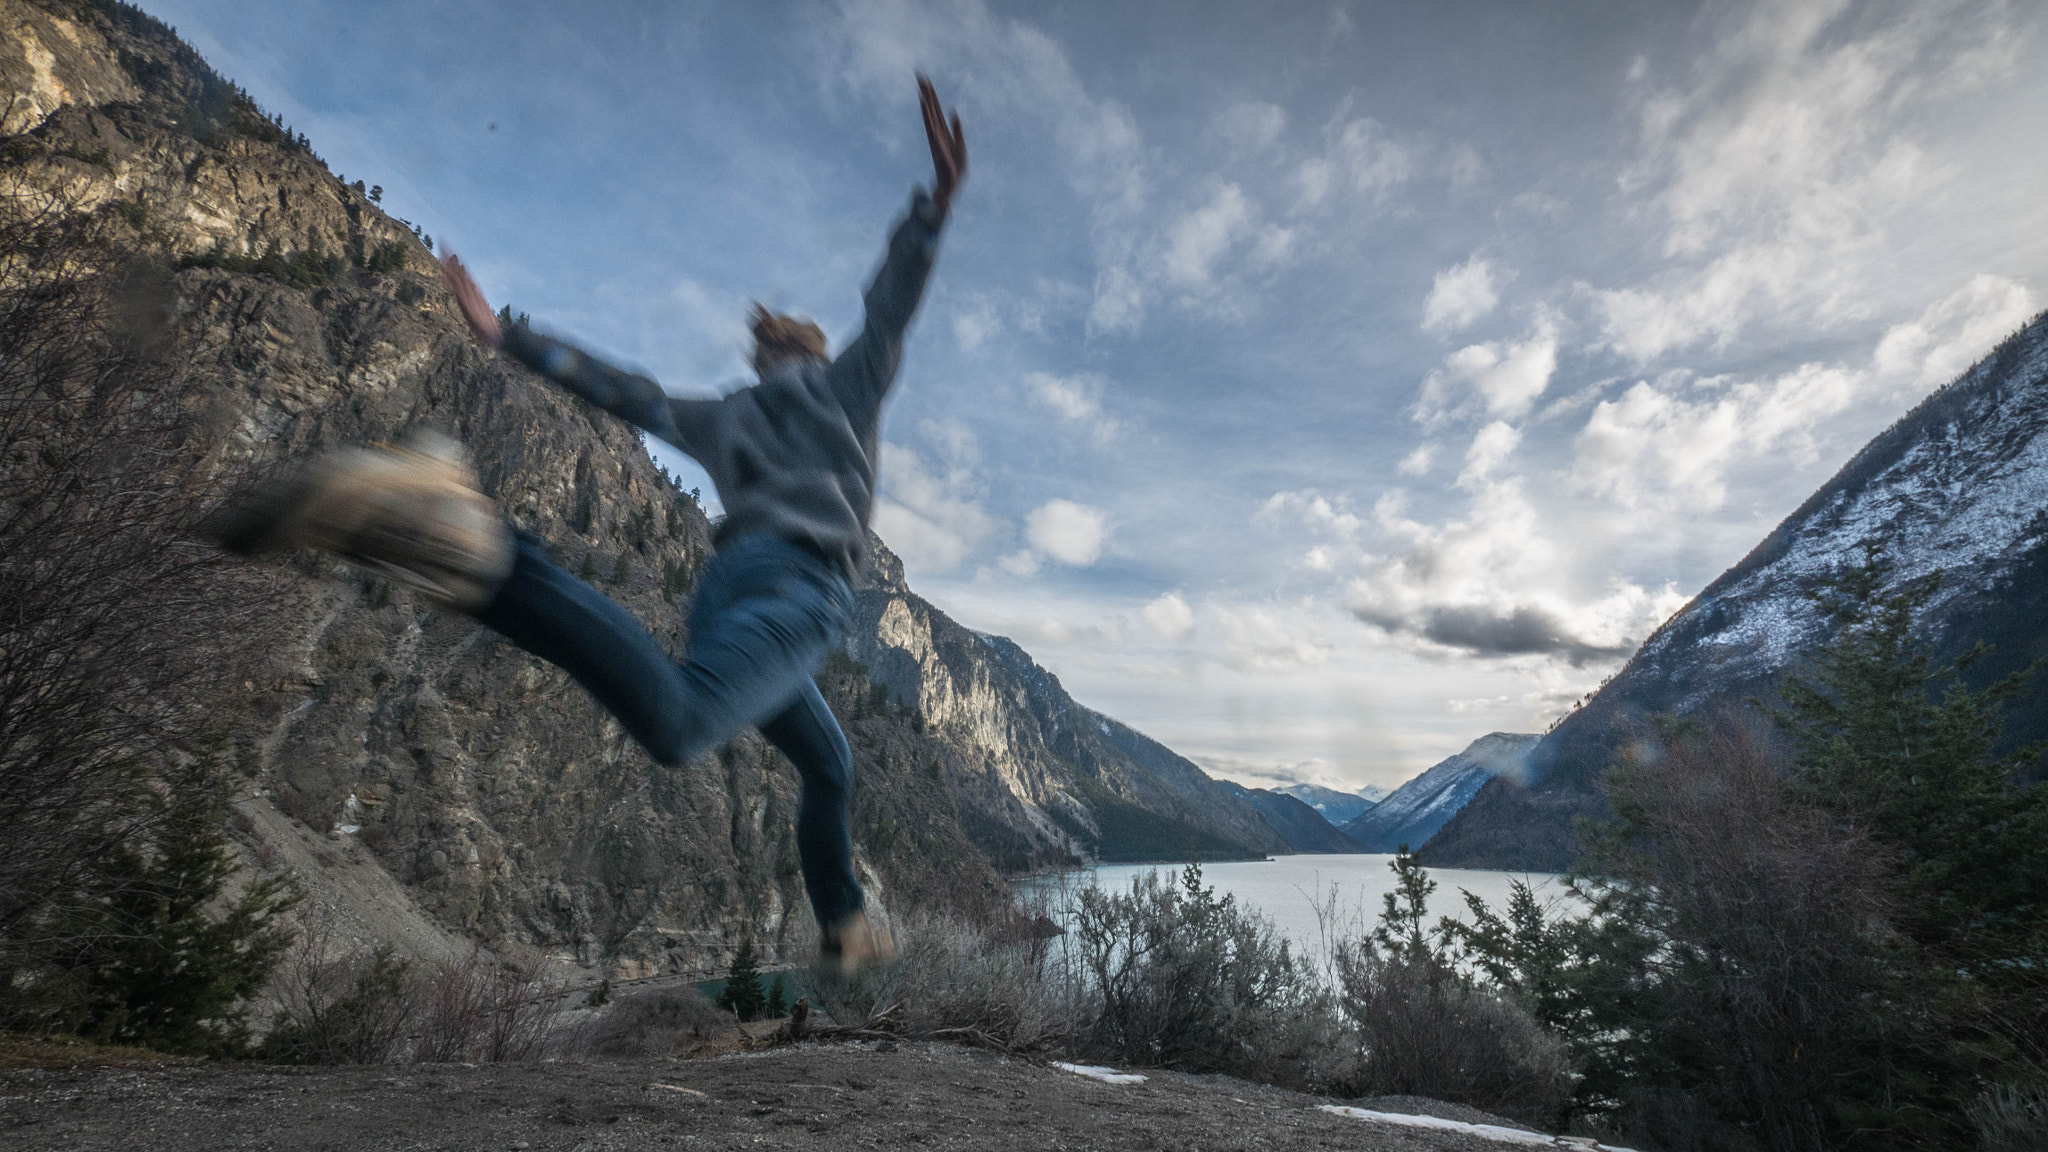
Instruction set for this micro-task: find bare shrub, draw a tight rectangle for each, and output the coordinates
[1968,1081,2048,1152]
[412,949,567,1063]
[584,985,730,1057]
[1330,942,1572,1128]
[808,909,1083,1054]
[1068,864,1341,1089]
[1592,715,1903,1152]
[260,919,574,1064]
[0,180,289,1031]
[259,921,416,1064]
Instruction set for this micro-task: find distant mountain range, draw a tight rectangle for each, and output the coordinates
[1217,782,1365,853]
[1422,312,2048,871]
[1341,734,1539,853]
[1273,782,1387,827]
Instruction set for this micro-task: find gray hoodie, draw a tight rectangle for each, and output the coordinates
[502,192,944,578]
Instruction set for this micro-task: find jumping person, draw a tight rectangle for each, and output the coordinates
[212,75,967,976]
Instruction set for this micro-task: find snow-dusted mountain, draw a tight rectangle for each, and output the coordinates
[1273,782,1387,827]
[1423,312,2048,870]
[1217,782,1367,853]
[1340,734,1539,853]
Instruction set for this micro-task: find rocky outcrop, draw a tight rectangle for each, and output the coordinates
[0,0,1285,977]
[1423,313,2048,870]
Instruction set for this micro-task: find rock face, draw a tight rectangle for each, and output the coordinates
[0,0,1278,975]
[1422,313,2048,870]
[1216,783,1365,854]
[1273,783,1385,828]
[1340,734,1537,854]
[849,546,1287,869]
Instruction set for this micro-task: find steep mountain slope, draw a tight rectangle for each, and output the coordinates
[848,547,1286,867]
[1274,783,1386,827]
[1216,782,1366,853]
[1422,312,2048,870]
[0,0,1276,974]
[1341,734,1538,853]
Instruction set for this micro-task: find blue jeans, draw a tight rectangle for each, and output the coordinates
[475,531,863,930]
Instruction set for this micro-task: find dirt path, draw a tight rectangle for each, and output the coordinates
[0,1040,1594,1152]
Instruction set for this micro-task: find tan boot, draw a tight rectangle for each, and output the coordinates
[207,431,513,612]
[815,910,896,980]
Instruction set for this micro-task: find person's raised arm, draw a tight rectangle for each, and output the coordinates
[829,74,966,416]
[440,253,685,448]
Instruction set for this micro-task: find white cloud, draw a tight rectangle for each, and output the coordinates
[1257,490,1364,541]
[1025,499,1110,565]
[1457,421,1520,488]
[1088,264,1145,333]
[822,0,1149,330]
[1142,592,1196,639]
[1418,320,1559,421]
[1397,444,1435,477]
[1162,183,1255,289]
[1138,182,1298,316]
[998,549,1042,578]
[871,429,995,573]
[1025,371,1100,420]
[1344,482,1683,666]
[1422,257,1499,333]
[1210,603,1333,669]
[1447,144,1486,187]
[1293,112,1411,209]
[1872,273,2036,387]
[1576,273,2035,512]
[953,294,1000,350]
[1215,100,1287,152]
[1024,371,1121,443]
[1591,0,2020,361]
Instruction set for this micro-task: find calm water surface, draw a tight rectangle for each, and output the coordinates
[1015,854,1569,958]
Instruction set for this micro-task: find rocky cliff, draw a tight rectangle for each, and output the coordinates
[0,0,1279,977]
[849,546,1286,868]
[1422,312,2048,870]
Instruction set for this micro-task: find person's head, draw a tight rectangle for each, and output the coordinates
[750,303,827,376]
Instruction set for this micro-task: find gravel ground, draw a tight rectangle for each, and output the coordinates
[0,1040,1592,1152]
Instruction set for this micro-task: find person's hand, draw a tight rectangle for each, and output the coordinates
[440,253,503,349]
[917,73,967,219]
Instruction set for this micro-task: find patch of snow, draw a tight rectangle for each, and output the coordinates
[1317,1105,1639,1150]
[1053,1062,1148,1085]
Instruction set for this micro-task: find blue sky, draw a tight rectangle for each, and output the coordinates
[143,0,2048,792]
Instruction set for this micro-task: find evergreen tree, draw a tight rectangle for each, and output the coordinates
[1777,552,2048,1101]
[1779,555,2048,974]
[34,769,299,1056]
[766,973,788,1019]
[1371,847,1448,968]
[715,939,766,1022]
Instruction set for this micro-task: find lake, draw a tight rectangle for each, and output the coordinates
[1014,854,1570,960]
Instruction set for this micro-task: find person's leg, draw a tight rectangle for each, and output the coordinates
[475,532,852,766]
[663,536,852,761]
[757,679,862,929]
[473,531,697,762]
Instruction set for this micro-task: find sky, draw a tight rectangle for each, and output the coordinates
[140,0,2048,793]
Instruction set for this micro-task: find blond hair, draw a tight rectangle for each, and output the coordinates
[750,303,827,374]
